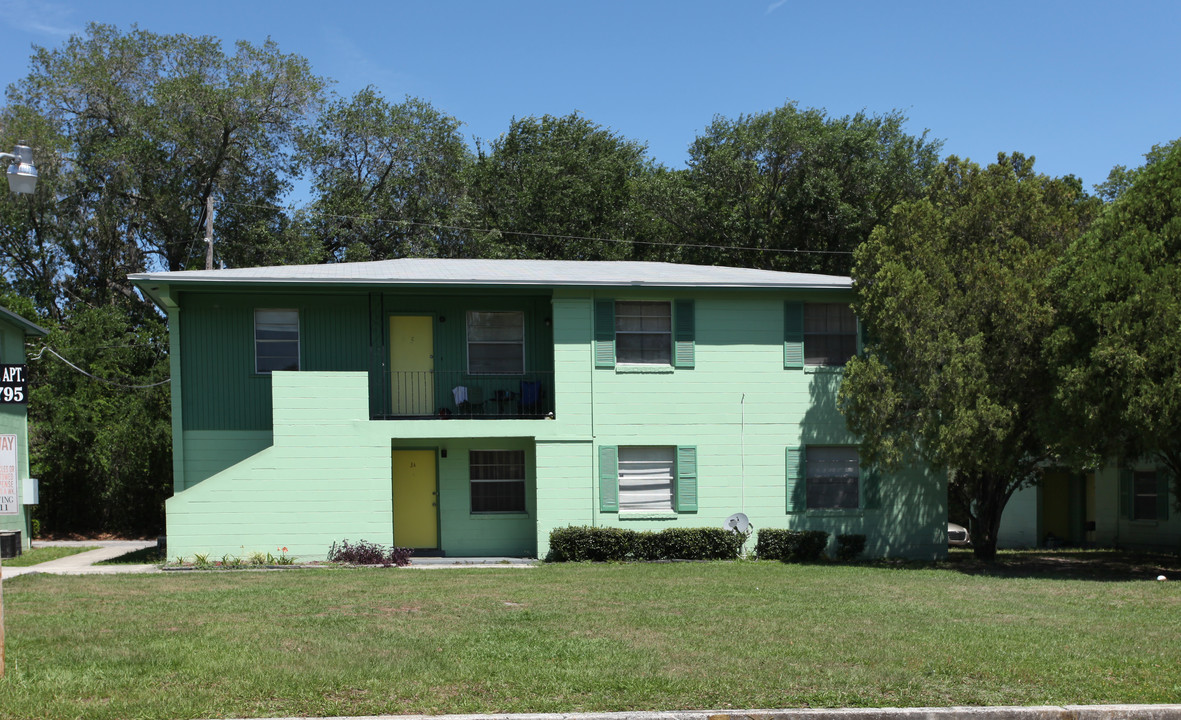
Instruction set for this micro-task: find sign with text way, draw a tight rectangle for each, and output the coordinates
[0,434,16,515]
[0,365,27,404]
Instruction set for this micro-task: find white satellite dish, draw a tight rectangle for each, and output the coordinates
[724,512,750,534]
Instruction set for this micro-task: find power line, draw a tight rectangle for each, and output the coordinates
[220,199,855,257]
[30,346,170,389]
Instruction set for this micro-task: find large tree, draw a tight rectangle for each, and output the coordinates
[0,25,325,535]
[469,112,653,260]
[1046,140,1181,503]
[839,154,1099,558]
[299,88,473,261]
[5,22,325,297]
[676,102,942,274]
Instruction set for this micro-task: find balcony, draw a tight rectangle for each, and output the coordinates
[372,370,555,420]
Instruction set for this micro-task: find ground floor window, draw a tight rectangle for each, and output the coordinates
[1133,471,1158,521]
[470,449,526,513]
[618,446,675,513]
[806,446,860,509]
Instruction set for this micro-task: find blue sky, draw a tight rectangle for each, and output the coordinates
[0,0,1177,195]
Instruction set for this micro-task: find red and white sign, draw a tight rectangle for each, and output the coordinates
[0,434,17,515]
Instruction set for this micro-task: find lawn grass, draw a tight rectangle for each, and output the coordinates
[0,560,1179,719]
[0,545,98,567]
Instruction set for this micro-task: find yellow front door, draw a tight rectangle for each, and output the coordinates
[392,449,438,549]
[390,315,434,415]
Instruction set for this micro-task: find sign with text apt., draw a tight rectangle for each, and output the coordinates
[0,434,16,515]
[0,365,27,404]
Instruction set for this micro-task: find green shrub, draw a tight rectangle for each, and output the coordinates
[835,534,867,561]
[30,518,40,538]
[548,526,745,562]
[754,529,829,562]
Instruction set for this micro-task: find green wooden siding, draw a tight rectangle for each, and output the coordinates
[179,292,369,431]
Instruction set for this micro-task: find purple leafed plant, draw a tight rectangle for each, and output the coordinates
[328,539,414,567]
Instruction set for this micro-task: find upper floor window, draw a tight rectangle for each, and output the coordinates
[615,301,671,365]
[467,311,524,374]
[254,309,299,374]
[803,303,857,367]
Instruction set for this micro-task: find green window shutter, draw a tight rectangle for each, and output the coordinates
[1119,465,1133,520]
[594,300,615,368]
[598,445,618,512]
[1157,469,1170,522]
[784,301,804,369]
[860,462,881,510]
[786,446,806,512]
[675,446,698,512]
[674,299,695,368]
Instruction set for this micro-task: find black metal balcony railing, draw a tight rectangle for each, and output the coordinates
[375,370,555,419]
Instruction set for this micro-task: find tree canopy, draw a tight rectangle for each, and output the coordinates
[839,154,1099,558]
[674,103,943,274]
[1046,140,1181,501]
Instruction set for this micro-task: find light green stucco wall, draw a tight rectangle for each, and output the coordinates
[166,288,946,561]
[0,320,35,550]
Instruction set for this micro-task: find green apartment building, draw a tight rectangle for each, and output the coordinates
[0,306,46,554]
[131,259,946,561]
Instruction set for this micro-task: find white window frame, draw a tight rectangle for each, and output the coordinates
[254,308,300,374]
[804,303,858,367]
[615,300,672,365]
[466,311,525,375]
[805,446,860,510]
[618,446,675,513]
[469,449,527,514]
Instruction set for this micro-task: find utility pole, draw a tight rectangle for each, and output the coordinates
[204,192,215,271]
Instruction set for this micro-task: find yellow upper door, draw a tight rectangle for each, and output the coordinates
[392,449,438,549]
[390,315,434,415]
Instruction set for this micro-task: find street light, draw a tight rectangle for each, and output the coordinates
[0,144,37,195]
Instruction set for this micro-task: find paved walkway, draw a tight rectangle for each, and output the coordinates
[2,540,535,577]
[2,539,159,577]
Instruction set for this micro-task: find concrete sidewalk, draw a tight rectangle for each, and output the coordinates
[216,706,1181,720]
[2,539,159,577]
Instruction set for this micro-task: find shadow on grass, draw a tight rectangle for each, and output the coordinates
[864,547,1181,582]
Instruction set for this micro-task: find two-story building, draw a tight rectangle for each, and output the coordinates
[130,259,946,561]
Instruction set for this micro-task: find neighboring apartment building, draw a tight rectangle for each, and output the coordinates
[130,259,946,561]
[999,461,1176,551]
[0,306,46,554]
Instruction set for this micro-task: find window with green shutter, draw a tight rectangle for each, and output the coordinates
[598,445,618,512]
[674,300,695,368]
[784,302,804,369]
[786,446,806,512]
[675,446,698,512]
[594,300,615,368]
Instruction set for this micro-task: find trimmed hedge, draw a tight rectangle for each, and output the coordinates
[835,533,867,561]
[548,526,746,562]
[754,529,829,562]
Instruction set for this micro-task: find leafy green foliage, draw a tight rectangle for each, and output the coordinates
[547,525,745,561]
[28,304,171,535]
[1047,140,1181,502]
[469,113,654,260]
[840,154,1100,559]
[672,102,943,273]
[753,528,828,561]
[835,533,867,561]
[299,88,473,261]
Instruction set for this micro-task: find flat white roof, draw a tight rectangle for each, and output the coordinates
[130,258,851,290]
